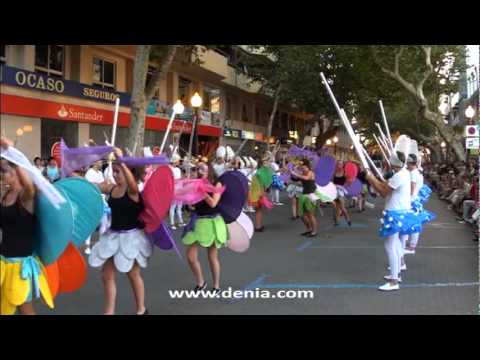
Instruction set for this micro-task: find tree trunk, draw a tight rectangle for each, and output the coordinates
[127,45,179,155]
[127,45,151,155]
[372,46,466,162]
[422,108,465,162]
[267,84,282,138]
[315,125,339,150]
[429,144,442,164]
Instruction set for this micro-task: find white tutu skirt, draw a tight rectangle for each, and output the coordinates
[88,229,153,273]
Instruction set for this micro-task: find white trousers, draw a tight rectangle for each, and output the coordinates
[271,189,280,203]
[169,202,184,225]
[384,233,402,280]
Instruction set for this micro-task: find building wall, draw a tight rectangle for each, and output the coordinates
[0,114,41,161]
[2,45,311,159]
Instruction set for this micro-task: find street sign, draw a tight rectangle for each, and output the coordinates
[465,125,479,137]
[465,137,480,149]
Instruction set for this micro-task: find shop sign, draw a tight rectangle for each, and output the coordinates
[241,130,255,140]
[51,141,62,166]
[1,93,222,138]
[0,65,131,106]
[466,137,479,149]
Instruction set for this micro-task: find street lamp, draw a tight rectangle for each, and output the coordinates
[326,139,332,146]
[187,92,203,177]
[441,141,447,162]
[465,105,475,124]
[333,136,339,155]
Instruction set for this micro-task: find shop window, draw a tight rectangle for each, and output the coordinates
[203,86,221,114]
[146,66,160,97]
[226,97,232,120]
[0,45,6,63]
[93,57,116,89]
[178,77,191,105]
[242,104,249,123]
[35,45,64,77]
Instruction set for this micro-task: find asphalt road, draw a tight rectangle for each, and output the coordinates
[39,192,478,315]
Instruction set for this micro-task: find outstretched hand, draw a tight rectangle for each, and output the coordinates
[1,136,13,149]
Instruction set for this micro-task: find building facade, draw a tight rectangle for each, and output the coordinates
[0,45,310,161]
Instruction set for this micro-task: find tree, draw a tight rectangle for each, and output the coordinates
[126,45,208,155]
[241,46,355,148]
[362,45,467,161]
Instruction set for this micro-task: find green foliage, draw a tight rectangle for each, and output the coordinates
[242,45,467,145]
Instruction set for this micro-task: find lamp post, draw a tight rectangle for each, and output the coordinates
[465,105,475,125]
[187,92,203,178]
[441,141,447,162]
[333,136,339,155]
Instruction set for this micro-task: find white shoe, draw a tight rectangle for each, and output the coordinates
[387,265,407,271]
[277,202,284,205]
[378,282,400,291]
[179,222,186,227]
[171,225,177,230]
[384,275,402,282]
[404,249,416,255]
[84,247,91,255]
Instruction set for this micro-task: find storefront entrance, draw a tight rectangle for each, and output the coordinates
[41,119,78,158]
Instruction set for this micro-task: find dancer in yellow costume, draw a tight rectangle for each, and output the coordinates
[0,137,53,315]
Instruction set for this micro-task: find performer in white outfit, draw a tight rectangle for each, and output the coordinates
[365,152,412,291]
[169,153,185,230]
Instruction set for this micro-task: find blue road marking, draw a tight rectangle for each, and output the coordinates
[297,240,314,252]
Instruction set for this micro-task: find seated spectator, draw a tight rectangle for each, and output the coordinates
[457,176,478,224]
[447,174,471,211]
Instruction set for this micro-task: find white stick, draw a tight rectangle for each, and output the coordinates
[375,123,393,153]
[379,100,394,150]
[376,132,390,156]
[160,109,177,155]
[362,147,385,181]
[319,72,369,169]
[107,97,120,184]
[373,134,391,165]
[340,108,370,170]
[111,97,120,147]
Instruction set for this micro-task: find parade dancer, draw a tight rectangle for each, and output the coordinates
[248,158,274,232]
[285,160,303,220]
[332,160,352,226]
[403,154,436,254]
[0,138,54,315]
[88,148,151,315]
[182,163,227,294]
[270,160,285,205]
[291,159,318,237]
[169,153,185,230]
[365,152,413,291]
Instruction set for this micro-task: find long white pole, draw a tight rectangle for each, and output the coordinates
[379,100,394,150]
[111,97,120,147]
[160,109,177,155]
[362,147,385,181]
[373,133,391,165]
[319,72,370,169]
[107,97,120,184]
[375,123,393,153]
[377,133,391,157]
[340,109,370,170]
